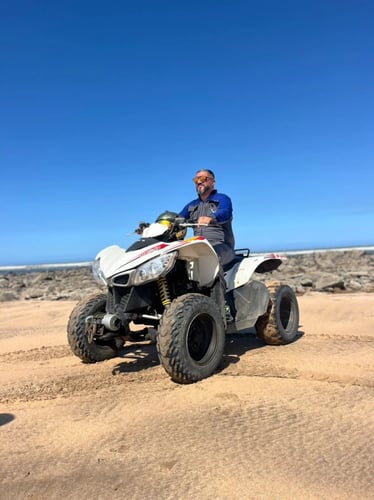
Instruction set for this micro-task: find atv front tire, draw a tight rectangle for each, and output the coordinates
[157,293,226,384]
[67,292,123,363]
[255,282,299,345]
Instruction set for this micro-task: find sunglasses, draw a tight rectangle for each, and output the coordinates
[193,176,214,184]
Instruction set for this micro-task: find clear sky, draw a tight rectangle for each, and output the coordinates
[1,0,373,265]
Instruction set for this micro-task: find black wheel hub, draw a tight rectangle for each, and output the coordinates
[187,314,213,362]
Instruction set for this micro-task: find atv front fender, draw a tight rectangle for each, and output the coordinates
[178,239,220,287]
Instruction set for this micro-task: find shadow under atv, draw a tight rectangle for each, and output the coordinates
[220,328,304,373]
[111,329,304,378]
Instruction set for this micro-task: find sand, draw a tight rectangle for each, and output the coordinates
[0,293,373,499]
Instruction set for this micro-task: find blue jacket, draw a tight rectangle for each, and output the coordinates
[180,190,235,249]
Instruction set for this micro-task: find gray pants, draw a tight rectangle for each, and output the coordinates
[212,243,235,296]
[212,243,235,267]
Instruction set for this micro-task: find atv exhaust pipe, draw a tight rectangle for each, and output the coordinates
[101,313,121,331]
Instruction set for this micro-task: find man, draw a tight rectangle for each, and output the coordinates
[179,169,235,269]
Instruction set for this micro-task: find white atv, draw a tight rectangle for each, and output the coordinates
[67,216,299,384]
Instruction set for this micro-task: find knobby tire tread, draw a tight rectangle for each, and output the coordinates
[67,292,118,363]
[157,293,225,384]
[255,281,298,345]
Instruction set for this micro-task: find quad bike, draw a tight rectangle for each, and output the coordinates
[67,216,300,384]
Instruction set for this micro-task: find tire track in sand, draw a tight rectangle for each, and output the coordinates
[1,329,373,403]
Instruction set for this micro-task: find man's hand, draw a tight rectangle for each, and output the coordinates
[197,216,213,226]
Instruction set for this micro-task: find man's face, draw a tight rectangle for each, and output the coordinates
[194,171,215,196]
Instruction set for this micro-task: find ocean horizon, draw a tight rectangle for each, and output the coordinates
[1,244,373,274]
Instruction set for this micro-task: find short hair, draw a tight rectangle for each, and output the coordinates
[196,169,215,179]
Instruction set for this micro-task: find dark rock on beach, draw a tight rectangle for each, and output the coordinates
[0,250,373,302]
[0,268,99,302]
[256,249,374,295]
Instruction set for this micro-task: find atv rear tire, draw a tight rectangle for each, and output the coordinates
[157,293,226,384]
[255,281,299,345]
[67,292,123,363]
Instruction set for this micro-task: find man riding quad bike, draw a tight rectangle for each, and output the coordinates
[67,212,299,384]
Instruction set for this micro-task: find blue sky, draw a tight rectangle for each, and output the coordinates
[1,0,373,265]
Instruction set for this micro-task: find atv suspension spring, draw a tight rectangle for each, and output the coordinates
[157,277,171,306]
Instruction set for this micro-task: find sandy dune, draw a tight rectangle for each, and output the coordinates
[1,293,373,499]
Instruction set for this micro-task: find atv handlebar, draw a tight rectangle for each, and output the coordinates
[175,217,211,228]
[178,222,209,227]
[133,217,213,237]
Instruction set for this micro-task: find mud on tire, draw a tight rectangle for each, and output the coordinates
[67,292,123,363]
[255,281,299,345]
[157,293,226,384]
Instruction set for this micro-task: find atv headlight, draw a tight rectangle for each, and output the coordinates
[92,258,107,286]
[130,251,177,286]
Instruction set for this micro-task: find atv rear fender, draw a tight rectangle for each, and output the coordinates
[225,253,283,292]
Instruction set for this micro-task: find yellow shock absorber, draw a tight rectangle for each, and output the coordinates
[157,277,171,307]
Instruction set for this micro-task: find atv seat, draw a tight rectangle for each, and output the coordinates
[223,248,250,272]
[223,256,244,272]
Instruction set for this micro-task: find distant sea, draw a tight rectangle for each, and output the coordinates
[0,261,93,275]
[1,245,373,275]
